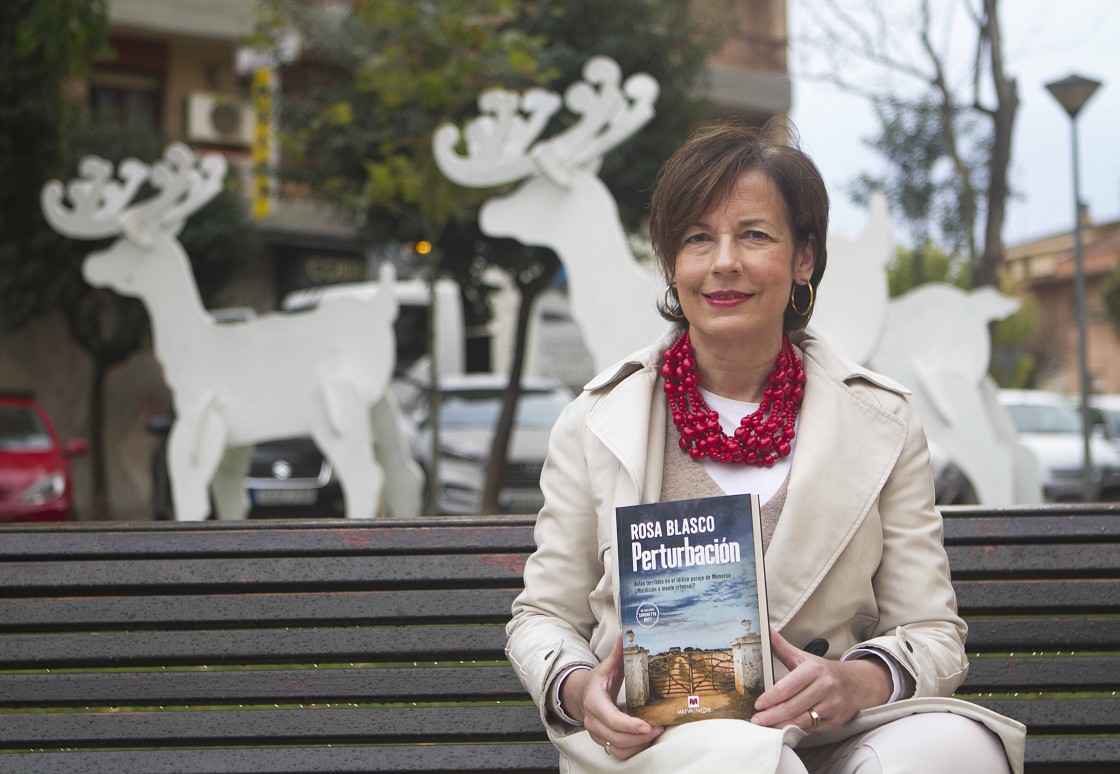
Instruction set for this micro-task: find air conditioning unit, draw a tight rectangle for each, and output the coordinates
[185,92,254,147]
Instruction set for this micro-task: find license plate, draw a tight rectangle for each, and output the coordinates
[251,488,317,506]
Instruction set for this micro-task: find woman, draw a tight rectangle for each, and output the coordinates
[506,121,1025,773]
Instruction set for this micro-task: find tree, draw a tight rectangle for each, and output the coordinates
[259,0,551,513]
[2,4,261,518]
[514,0,727,231]
[885,241,969,298]
[0,0,110,330]
[261,0,725,513]
[801,0,1017,289]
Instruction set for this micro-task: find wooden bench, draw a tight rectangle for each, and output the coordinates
[0,504,1116,773]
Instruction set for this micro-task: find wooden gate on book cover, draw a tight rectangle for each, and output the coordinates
[649,648,735,696]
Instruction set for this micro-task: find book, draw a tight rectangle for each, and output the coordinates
[615,493,772,725]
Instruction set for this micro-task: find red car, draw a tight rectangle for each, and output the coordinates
[0,393,87,521]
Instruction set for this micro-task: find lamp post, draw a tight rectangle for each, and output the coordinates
[1044,73,1102,501]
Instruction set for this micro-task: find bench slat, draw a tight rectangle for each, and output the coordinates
[0,588,517,630]
[0,743,560,774]
[975,698,1120,733]
[1025,736,1120,767]
[961,656,1120,691]
[0,705,545,748]
[942,515,1120,544]
[0,521,538,560]
[964,616,1120,650]
[0,625,510,668]
[0,554,527,594]
[945,544,1120,577]
[0,665,528,707]
[953,579,1120,613]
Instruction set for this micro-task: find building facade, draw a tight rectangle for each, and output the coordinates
[1002,214,1120,395]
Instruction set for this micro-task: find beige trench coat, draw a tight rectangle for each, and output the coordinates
[506,327,1025,773]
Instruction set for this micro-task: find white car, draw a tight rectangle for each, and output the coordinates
[1089,394,1120,455]
[406,374,573,514]
[998,389,1120,502]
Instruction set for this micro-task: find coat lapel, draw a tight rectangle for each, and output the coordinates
[583,330,679,508]
[764,339,908,628]
[585,365,666,507]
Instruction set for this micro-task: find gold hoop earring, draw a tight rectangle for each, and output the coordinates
[664,284,686,319]
[790,282,814,317]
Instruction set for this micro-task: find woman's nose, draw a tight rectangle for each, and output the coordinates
[712,237,741,274]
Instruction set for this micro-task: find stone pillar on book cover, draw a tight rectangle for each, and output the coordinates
[622,629,650,708]
[732,620,763,696]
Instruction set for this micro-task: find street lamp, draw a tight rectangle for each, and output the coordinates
[1044,73,1102,501]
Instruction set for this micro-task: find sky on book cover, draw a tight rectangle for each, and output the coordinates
[618,495,762,654]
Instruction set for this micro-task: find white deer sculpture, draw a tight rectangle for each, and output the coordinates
[434,56,665,373]
[41,142,423,520]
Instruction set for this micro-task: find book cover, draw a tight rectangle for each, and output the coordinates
[615,493,772,725]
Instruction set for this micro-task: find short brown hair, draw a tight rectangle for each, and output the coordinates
[648,119,829,330]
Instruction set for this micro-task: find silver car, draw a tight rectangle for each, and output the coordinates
[998,389,1120,502]
[406,374,573,514]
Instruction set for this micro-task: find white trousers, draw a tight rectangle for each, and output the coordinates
[781,713,1010,774]
[556,712,1013,774]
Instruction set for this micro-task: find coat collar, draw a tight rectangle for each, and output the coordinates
[582,326,680,506]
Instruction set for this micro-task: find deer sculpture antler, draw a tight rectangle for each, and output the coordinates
[42,142,227,244]
[434,56,658,189]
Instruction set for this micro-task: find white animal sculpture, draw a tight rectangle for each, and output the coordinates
[434,55,666,373]
[870,283,1040,505]
[41,142,423,520]
[810,192,892,365]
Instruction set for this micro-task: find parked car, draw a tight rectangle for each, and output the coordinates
[147,416,345,519]
[1089,394,1120,454]
[0,393,87,521]
[998,389,1120,502]
[407,374,573,515]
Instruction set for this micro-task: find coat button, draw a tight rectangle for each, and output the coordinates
[905,642,914,652]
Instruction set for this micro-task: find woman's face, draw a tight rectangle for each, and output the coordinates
[673,169,815,352]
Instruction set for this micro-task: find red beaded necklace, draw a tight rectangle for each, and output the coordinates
[661,330,806,467]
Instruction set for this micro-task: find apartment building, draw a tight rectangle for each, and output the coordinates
[1003,212,1120,394]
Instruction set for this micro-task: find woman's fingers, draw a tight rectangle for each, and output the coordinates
[766,627,806,673]
[582,635,664,759]
[752,640,895,731]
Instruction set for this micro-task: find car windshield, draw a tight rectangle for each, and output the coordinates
[439,389,569,429]
[1004,402,1083,434]
[0,406,53,451]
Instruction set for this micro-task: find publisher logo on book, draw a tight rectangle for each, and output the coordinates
[687,695,701,708]
[636,602,659,627]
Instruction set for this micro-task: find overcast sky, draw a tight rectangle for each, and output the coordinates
[787,0,1119,247]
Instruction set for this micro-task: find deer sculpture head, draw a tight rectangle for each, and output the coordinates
[41,143,227,298]
[433,56,665,372]
[433,56,659,245]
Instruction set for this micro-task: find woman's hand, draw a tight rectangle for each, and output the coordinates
[751,628,893,732]
[561,636,664,760]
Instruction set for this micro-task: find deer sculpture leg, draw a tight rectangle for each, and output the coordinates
[314,378,382,519]
[210,445,253,520]
[166,396,229,521]
[371,392,423,518]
